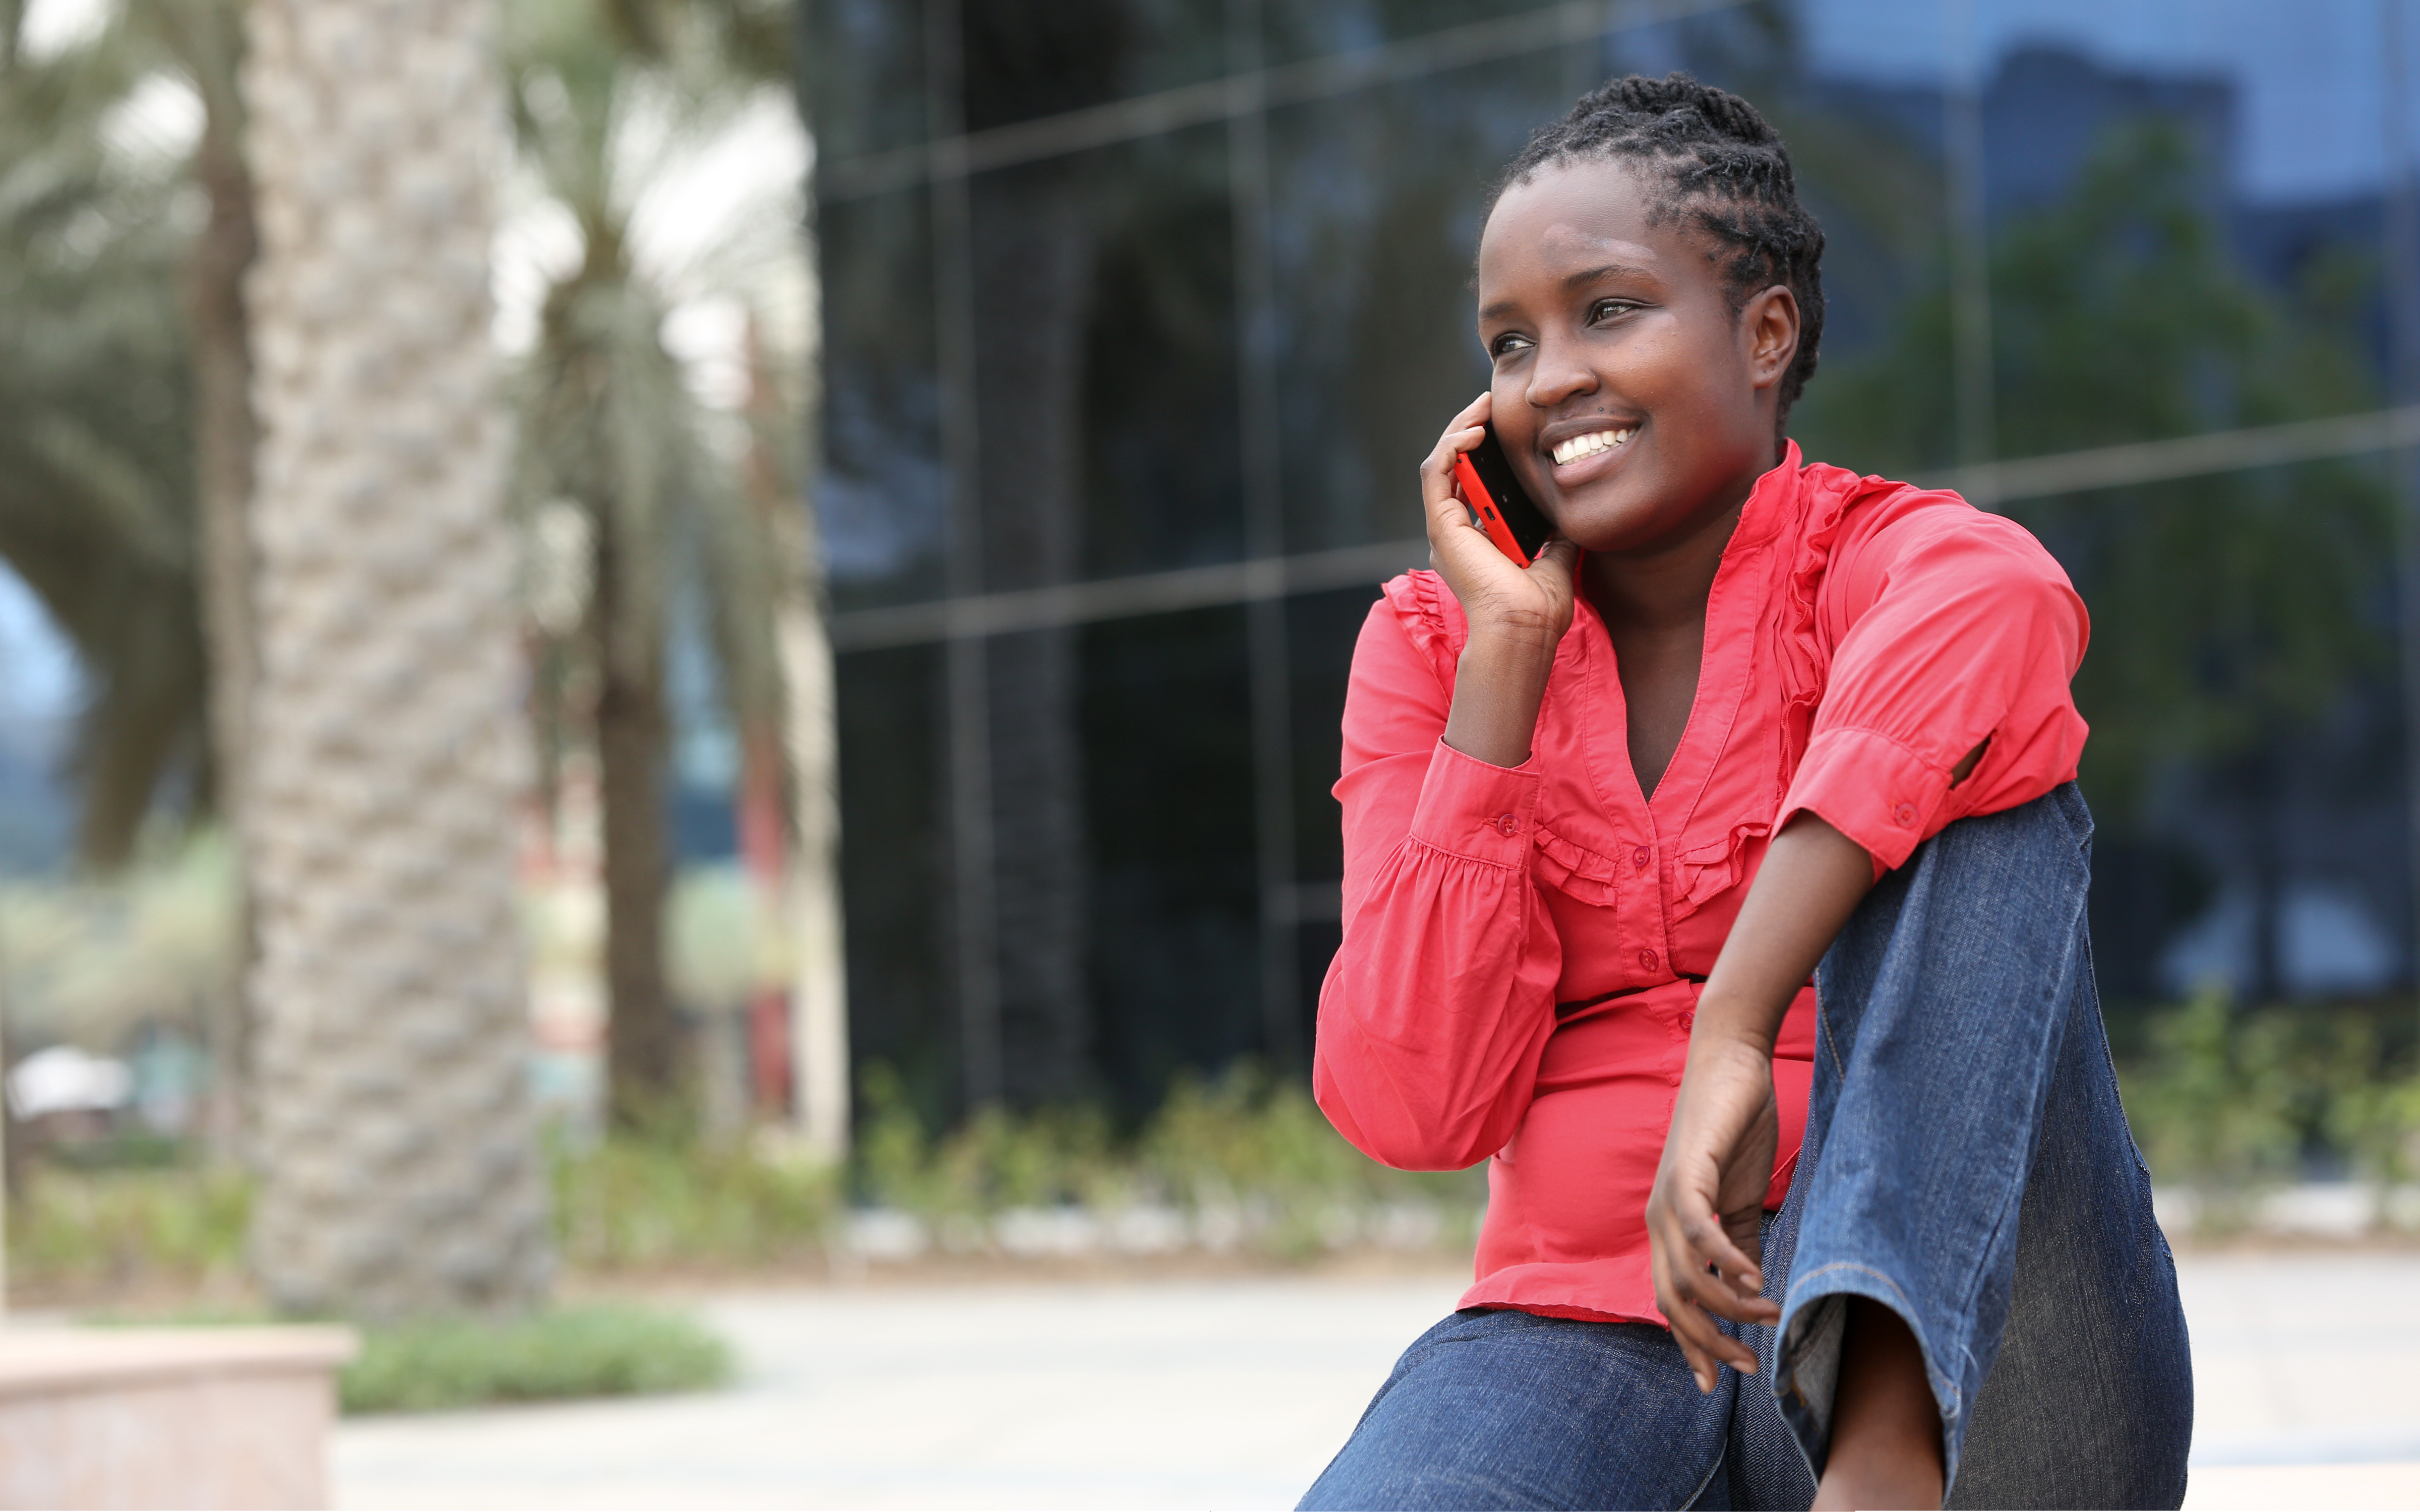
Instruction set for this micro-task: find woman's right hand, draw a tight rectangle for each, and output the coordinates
[1426,393,1580,768]
[1423,392,1580,650]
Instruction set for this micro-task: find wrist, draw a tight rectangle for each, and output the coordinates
[1444,629,1556,769]
[1686,993,1781,1064]
[1461,612,1564,662]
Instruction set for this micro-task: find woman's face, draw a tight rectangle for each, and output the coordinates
[1475,158,1799,555]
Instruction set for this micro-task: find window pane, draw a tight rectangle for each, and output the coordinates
[836,643,955,1116]
[966,124,1243,588]
[957,0,1228,133]
[818,187,947,613]
[807,0,930,162]
[1081,607,1262,1111]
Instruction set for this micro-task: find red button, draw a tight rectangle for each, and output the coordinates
[1892,802,1917,826]
[1638,948,1658,972]
[1631,845,1651,868]
[1495,812,1520,836]
[1680,1009,1696,1032]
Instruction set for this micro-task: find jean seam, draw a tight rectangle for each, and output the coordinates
[1785,1261,1964,1422]
[1680,1436,1727,1510]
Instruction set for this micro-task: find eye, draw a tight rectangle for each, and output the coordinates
[1588,298,1641,324]
[1488,331,1534,358]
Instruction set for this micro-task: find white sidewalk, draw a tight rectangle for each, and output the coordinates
[335,1251,2420,1510]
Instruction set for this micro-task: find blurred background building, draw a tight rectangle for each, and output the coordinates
[804,0,2420,1126]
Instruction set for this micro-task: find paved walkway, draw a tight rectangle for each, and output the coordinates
[336,1251,2420,1509]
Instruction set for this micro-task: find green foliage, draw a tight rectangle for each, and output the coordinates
[2116,992,2420,1233]
[2304,1017,2420,1227]
[859,1062,1486,1258]
[2119,988,2301,1228]
[339,1303,732,1414]
[0,8,213,862]
[550,1127,841,1270]
[1139,1065,1484,1257]
[0,830,237,1048]
[8,1164,250,1291]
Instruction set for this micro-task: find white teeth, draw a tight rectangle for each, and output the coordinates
[1551,428,1635,466]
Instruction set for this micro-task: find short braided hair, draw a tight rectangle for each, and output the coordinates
[1489,73,1827,430]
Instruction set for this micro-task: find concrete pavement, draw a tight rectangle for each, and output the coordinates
[335,1251,2420,1509]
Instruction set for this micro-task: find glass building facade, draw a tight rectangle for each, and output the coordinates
[807,0,2420,1123]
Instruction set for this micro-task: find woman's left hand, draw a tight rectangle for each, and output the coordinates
[1645,811,1874,1393]
[1646,1033,1784,1392]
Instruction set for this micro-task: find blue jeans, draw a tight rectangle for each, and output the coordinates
[1301,785,2193,1509]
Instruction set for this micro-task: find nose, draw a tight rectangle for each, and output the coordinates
[1524,327,1598,413]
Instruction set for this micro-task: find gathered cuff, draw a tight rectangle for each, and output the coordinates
[1409,737,1544,868]
[1780,726,1953,873]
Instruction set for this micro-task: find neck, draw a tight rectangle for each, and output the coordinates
[1583,473,1760,633]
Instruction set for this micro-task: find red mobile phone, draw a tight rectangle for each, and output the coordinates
[1451,423,1555,567]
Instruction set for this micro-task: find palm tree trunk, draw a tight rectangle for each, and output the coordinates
[746,315,850,1159]
[180,13,257,1169]
[596,557,678,1127]
[242,0,548,1316]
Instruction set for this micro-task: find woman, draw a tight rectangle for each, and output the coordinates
[1302,75,2191,1510]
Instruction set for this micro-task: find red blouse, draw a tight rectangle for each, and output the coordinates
[1313,444,2089,1326]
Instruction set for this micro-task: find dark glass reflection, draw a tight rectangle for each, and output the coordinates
[1082,608,1260,1115]
[817,188,946,612]
[805,0,929,161]
[836,643,953,1119]
[967,128,1243,590]
[811,0,2420,1129]
[958,0,1228,132]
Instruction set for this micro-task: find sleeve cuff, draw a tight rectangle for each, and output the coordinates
[1780,726,1952,873]
[1408,737,1543,867]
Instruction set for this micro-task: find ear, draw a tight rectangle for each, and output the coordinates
[1741,285,1800,392]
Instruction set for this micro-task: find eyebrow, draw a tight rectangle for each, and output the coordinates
[1477,263,1658,322]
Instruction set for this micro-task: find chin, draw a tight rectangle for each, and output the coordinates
[1550,490,1663,553]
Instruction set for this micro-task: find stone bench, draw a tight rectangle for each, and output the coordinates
[0,1326,356,1509]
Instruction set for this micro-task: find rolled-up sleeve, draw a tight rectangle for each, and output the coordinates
[1314,594,1563,1172]
[1780,503,2089,872]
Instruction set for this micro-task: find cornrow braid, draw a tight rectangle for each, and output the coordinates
[1490,73,1827,431]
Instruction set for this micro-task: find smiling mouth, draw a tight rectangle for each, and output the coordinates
[1550,427,1636,466]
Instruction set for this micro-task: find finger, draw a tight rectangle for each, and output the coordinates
[1681,1268,1779,1328]
[1663,1282,1757,1387]
[1421,443,1501,568]
[1525,534,1581,581]
[1652,1235,1763,1380]
[1678,1210,1766,1295]
[1658,1196,1778,1330]
[1667,1263,1769,1360]
[1421,434,1483,516]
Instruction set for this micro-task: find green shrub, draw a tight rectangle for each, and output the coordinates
[8,1164,250,1290]
[340,1303,732,1414]
[855,1060,1486,1258]
[2119,987,2300,1229]
[550,1128,840,1270]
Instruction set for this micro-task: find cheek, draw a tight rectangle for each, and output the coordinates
[1489,369,1540,447]
[1612,324,1716,408]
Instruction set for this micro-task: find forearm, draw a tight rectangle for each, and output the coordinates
[1690,811,1874,1059]
[1441,626,1558,768]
